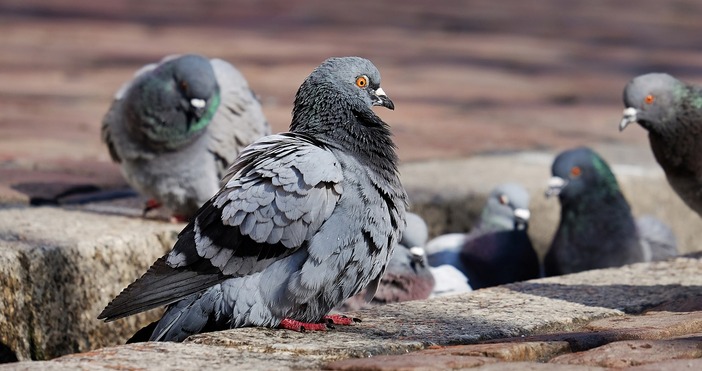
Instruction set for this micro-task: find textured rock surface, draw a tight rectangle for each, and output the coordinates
[5,254,701,369]
[0,207,180,360]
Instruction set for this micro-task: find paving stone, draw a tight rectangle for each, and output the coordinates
[324,354,499,370]
[625,358,702,371]
[472,362,607,370]
[0,207,181,360]
[419,341,570,362]
[549,338,702,368]
[584,311,702,340]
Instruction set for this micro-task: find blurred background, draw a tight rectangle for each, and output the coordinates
[1,0,702,214]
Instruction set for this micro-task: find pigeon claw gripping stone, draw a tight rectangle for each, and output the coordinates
[278,318,329,332]
[278,315,360,332]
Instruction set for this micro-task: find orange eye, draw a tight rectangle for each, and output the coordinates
[180,81,189,91]
[355,76,368,88]
[644,94,655,104]
[570,166,581,177]
[498,195,509,205]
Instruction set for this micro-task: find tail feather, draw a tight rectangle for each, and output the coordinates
[98,257,226,321]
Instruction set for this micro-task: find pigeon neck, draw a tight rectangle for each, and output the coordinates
[290,95,400,175]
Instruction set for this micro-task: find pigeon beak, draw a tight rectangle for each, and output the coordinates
[545,176,567,198]
[373,87,395,110]
[513,208,530,230]
[513,208,531,222]
[619,107,638,132]
[409,246,427,268]
[190,98,207,109]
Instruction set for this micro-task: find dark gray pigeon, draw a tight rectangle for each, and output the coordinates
[337,212,435,311]
[102,54,270,220]
[544,146,677,276]
[620,73,702,217]
[426,183,539,289]
[99,56,407,341]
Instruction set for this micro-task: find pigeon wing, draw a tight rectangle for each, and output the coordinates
[99,133,343,321]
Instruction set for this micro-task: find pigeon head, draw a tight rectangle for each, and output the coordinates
[479,183,531,232]
[619,73,686,134]
[290,57,394,135]
[546,147,621,203]
[126,54,221,150]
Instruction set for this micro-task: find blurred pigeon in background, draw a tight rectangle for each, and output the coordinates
[99,56,407,341]
[544,146,677,276]
[426,183,539,289]
[337,212,435,311]
[102,54,270,220]
[620,73,702,218]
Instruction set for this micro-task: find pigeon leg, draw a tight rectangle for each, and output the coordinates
[143,199,162,216]
[278,318,329,332]
[324,314,361,325]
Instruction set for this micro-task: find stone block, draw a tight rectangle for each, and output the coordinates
[0,207,181,360]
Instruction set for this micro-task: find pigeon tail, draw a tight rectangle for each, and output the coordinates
[98,257,226,322]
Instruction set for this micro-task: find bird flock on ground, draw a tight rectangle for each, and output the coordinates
[87,54,698,342]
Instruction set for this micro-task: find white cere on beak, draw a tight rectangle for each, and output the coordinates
[545,176,567,197]
[375,87,388,97]
[513,208,531,221]
[190,98,206,109]
[409,246,425,257]
[619,107,638,131]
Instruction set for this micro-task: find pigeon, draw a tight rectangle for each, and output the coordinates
[337,213,435,311]
[426,183,539,289]
[101,54,270,220]
[620,73,702,217]
[544,146,677,276]
[99,56,407,341]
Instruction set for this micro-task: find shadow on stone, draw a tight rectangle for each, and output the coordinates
[0,342,18,364]
[506,281,702,314]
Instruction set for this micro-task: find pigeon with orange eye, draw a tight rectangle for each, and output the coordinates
[620,72,702,218]
[544,146,677,276]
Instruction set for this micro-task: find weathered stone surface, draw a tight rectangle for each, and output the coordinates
[472,362,606,370]
[625,358,702,371]
[549,338,702,368]
[419,341,570,362]
[2,342,331,371]
[0,207,181,360]
[584,311,702,340]
[5,254,702,369]
[324,354,499,370]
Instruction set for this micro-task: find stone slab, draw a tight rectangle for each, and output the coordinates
[3,253,702,369]
[0,207,181,360]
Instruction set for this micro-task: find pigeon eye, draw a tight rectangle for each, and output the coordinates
[644,94,655,104]
[180,81,189,92]
[498,195,509,205]
[570,166,582,177]
[355,76,368,88]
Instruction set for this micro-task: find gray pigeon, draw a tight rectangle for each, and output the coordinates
[426,183,539,289]
[620,73,702,217]
[99,56,407,341]
[337,212,435,311]
[102,54,270,220]
[544,146,677,276]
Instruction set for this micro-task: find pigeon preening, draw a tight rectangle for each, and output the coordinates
[620,73,702,218]
[99,56,407,342]
[337,213,435,311]
[544,146,678,276]
[102,54,270,220]
[425,183,539,290]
